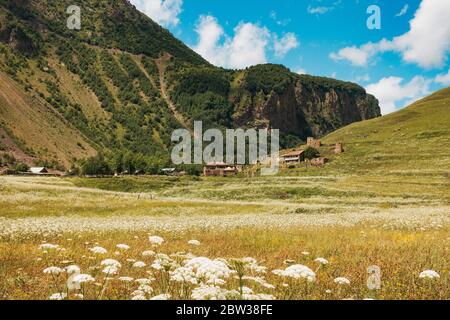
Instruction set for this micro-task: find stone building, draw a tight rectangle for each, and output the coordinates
[307,137,321,148]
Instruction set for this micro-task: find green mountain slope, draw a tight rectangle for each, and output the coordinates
[0,0,381,172]
[322,87,450,174]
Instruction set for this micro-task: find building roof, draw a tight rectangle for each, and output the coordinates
[282,150,305,157]
[29,167,48,174]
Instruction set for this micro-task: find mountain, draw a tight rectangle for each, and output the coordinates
[0,0,380,172]
[322,87,450,174]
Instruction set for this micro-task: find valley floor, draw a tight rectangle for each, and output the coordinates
[0,175,448,300]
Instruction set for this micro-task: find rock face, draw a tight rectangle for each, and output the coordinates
[232,78,381,139]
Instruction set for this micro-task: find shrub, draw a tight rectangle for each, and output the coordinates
[304,147,320,160]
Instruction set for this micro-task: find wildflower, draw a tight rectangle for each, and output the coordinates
[170,266,198,284]
[138,284,153,294]
[101,259,122,268]
[185,257,232,284]
[132,261,146,268]
[102,266,119,275]
[272,265,316,282]
[151,254,176,271]
[302,251,310,256]
[89,246,107,254]
[39,244,59,250]
[43,266,64,275]
[419,270,440,279]
[142,250,155,257]
[135,278,153,285]
[73,294,84,299]
[118,277,134,282]
[334,277,351,285]
[131,294,147,300]
[150,294,171,300]
[49,293,67,300]
[116,244,130,250]
[188,240,201,246]
[191,285,229,300]
[314,258,329,265]
[325,289,332,294]
[73,274,95,284]
[149,236,164,246]
[66,265,81,274]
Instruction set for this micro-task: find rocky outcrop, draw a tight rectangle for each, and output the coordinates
[232,78,381,139]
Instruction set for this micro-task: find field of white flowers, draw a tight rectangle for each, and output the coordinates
[0,176,448,300]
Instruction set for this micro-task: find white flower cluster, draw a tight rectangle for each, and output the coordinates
[272,264,316,282]
[185,257,233,285]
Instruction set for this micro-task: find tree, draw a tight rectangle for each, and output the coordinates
[14,162,29,172]
[81,155,112,176]
[304,147,320,160]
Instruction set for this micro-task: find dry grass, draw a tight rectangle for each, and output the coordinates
[0,176,449,300]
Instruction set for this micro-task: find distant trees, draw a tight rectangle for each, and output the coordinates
[81,155,112,176]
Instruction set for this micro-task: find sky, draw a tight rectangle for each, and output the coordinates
[128,0,450,115]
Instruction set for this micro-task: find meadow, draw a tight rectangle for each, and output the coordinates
[0,174,448,300]
[0,88,449,300]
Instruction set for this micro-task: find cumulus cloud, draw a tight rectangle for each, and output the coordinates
[434,69,450,85]
[296,68,307,75]
[330,0,450,69]
[193,15,298,69]
[366,76,431,114]
[274,33,299,58]
[395,4,409,17]
[130,0,183,27]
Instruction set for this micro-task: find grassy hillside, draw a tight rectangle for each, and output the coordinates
[0,0,380,172]
[321,87,450,174]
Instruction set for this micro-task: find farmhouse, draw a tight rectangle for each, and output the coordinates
[29,167,49,175]
[203,162,238,177]
[281,150,305,164]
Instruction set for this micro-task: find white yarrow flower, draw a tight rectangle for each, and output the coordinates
[272,264,316,282]
[49,293,67,300]
[89,246,107,254]
[149,236,164,246]
[133,261,147,268]
[188,240,201,246]
[334,277,351,285]
[116,244,130,250]
[314,258,329,265]
[43,266,64,275]
[73,274,95,284]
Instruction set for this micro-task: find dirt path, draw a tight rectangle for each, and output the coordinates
[155,53,193,134]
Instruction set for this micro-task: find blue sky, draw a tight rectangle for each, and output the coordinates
[129,0,450,114]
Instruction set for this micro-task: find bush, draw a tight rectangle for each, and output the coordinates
[304,147,320,160]
[81,155,112,176]
[14,162,29,172]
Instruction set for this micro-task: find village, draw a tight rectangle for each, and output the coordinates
[0,137,344,178]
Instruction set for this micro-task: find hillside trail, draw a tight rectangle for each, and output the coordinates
[155,53,193,135]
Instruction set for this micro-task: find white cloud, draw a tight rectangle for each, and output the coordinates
[130,0,183,27]
[330,0,450,69]
[274,33,299,58]
[193,15,270,69]
[296,68,307,75]
[366,76,431,114]
[193,15,298,69]
[307,6,333,15]
[395,4,409,17]
[435,69,450,85]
